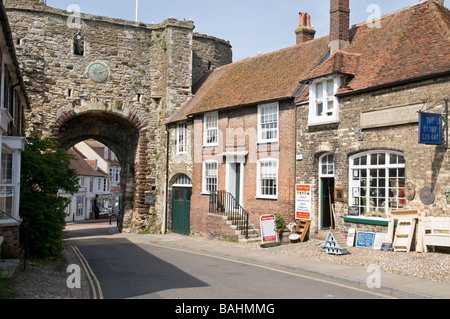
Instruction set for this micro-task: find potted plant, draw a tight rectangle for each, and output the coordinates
[274,213,287,243]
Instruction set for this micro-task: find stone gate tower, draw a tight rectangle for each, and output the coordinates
[4,0,232,232]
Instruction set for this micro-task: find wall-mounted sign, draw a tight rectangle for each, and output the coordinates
[295,184,311,220]
[418,112,442,145]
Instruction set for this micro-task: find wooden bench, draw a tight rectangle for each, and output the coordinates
[422,217,450,252]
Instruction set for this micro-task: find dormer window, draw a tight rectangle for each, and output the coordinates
[308,76,340,125]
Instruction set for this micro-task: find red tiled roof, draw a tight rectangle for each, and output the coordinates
[168,36,330,122]
[67,148,107,177]
[301,1,450,99]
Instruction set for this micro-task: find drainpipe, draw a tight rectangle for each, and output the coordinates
[163,123,170,234]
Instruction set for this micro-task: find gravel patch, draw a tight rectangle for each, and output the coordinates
[183,235,450,284]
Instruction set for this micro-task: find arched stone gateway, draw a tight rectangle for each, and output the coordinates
[5,0,232,232]
[54,105,142,232]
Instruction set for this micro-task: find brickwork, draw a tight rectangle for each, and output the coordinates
[188,99,297,237]
[0,223,20,258]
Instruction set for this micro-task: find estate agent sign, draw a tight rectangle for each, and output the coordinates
[295,184,312,220]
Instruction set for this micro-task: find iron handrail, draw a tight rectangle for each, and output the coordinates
[209,190,249,239]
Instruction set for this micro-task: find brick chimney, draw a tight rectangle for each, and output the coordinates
[295,12,316,44]
[329,0,350,54]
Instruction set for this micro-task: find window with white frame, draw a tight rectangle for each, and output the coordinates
[203,161,218,194]
[258,103,279,143]
[0,148,13,219]
[349,151,405,219]
[308,77,339,125]
[257,159,278,199]
[320,154,334,177]
[176,123,187,154]
[173,174,192,187]
[204,112,218,146]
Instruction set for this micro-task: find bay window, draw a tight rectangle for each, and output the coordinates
[308,77,339,125]
[349,151,405,219]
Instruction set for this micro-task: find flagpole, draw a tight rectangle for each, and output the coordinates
[135,0,139,22]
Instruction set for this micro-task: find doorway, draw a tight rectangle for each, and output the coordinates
[319,154,335,230]
[226,157,244,208]
[172,187,192,235]
[320,178,335,229]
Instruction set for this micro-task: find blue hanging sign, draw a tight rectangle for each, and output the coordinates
[418,112,442,145]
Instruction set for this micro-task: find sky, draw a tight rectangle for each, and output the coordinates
[46,0,419,62]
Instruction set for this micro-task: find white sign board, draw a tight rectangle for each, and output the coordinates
[260,214,277,244]
[295,184,312,220]
[347,228,356,247]
[373,233,388,250]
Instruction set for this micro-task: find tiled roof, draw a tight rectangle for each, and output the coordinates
[300,1,450,99]
[68,148,107,177]
[168,36,330,122]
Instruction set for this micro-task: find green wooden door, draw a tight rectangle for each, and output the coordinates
[172,187,191,235]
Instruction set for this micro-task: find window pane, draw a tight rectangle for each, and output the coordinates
[327,80,334,96]
[174,188,184,201]
[316,82,323,99]
[260,105,278,141]
[317,102,323,116]
[259,160,277,196]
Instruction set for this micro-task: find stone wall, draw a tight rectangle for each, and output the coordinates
[5,0,231,232]
[296,74,450,236]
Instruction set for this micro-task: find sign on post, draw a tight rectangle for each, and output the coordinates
[295,184,312,220]
[418,112,442,145]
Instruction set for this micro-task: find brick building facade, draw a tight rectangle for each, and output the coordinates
[167,0,450,242]
[296,0,450,238]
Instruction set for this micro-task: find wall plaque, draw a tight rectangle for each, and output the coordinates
[405,182,415,201]
[420,186,435,205]
[360,103,422,129]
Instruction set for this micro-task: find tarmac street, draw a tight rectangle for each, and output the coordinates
[63,221,450,300]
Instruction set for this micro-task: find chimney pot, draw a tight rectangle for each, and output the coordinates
[296,12,316,44]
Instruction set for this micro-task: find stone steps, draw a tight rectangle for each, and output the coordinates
[221,215,261,242]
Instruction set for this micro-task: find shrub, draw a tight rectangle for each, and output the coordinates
[20,137,79,259]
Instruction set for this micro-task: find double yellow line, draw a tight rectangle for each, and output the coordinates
[71,246,104,299]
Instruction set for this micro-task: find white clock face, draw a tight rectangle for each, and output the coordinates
[88,62,109,83]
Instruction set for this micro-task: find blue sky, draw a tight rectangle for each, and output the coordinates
[47,0,416,62]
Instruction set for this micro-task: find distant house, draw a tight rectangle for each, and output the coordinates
[75,140,121,217]
[60,148,109,222]
[0,0,29,256]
